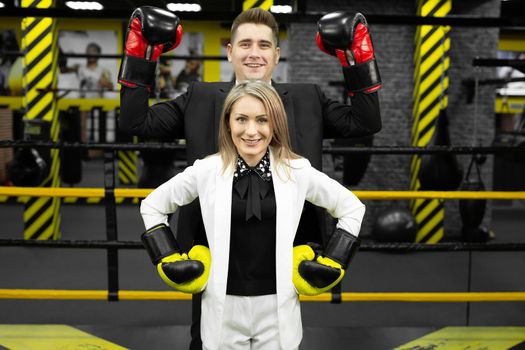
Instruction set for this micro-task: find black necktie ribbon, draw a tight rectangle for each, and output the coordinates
[233,150,272,221]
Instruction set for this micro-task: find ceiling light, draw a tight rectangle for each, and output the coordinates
[0,2,5,8]
[65,1,104,10]
[270,5,292,13]
[167,3,202,12]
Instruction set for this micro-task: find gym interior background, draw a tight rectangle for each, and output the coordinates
[0,0,525,348]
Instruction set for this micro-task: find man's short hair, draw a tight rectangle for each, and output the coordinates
[231,8,279,46]
[86,42,101,54]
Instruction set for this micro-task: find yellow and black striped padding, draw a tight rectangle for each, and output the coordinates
[21,0,61,240]
[410,0,451,243]
[242,0,273,11]
[117,150,137,185]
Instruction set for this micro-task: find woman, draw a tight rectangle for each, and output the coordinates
[140,80,365,350]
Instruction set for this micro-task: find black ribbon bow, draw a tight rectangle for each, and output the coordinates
[233,151,272,221]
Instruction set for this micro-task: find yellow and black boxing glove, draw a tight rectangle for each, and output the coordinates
[141,223,211,294]
[293,228,360,296]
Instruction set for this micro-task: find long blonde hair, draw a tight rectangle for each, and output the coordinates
[218,80,301,176]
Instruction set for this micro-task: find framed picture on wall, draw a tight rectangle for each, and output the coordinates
[57,29,119,99]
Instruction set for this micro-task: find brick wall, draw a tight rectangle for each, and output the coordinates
[289,0,499,240]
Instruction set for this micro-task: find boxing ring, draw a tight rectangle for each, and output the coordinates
[1,141,524,305]
[1,2,524,347]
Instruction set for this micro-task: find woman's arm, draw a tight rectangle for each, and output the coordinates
[305,163,365,236]
[140,160,200,229]
[293,162,365,296]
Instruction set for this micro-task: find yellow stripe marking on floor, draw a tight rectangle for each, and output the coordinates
[394,327,525,349]
[0,325,128,349]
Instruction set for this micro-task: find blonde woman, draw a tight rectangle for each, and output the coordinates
[140,80,365,350]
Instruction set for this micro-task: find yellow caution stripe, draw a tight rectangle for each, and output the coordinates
[0,325,128,350]
[394,327,525,350]
[411,0,452,243]
[21,0,61,241]
[117,150,138,185]
[243,0,273,11]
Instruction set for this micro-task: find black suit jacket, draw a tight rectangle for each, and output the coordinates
[120,81,380,247]
[121,81,380,162]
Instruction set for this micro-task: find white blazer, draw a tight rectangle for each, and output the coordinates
[140,149,365,350]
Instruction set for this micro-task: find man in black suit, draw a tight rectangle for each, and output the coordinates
[119,7,381,349]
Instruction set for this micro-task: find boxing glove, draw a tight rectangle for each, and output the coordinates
[119,6,183,88]
[8,148,47,187]
[293,228,360,296]
[317,12,381,94]
[142,223,211,294]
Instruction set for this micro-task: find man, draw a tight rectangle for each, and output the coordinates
[79,42,113,98]
[174,58,201,92]
[119,7,381,349]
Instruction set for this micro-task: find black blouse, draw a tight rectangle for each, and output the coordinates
[226,151,277,296]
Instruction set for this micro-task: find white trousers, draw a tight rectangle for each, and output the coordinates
[204,294,298,350]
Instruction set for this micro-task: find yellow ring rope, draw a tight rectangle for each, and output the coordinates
[1,187,525,200]
[0,289,524,302]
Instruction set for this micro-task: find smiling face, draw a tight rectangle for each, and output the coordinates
[227,23,280,83]
[229,94,272,166]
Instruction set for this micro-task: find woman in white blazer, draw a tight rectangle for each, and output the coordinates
[140,80,365,350]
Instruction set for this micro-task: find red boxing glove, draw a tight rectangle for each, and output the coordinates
[351,22,374,66]
[317,12,381,94]
[119,6,182,88]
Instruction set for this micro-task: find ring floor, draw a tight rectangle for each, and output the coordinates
[3,324,525,349]
[1,158,525,349]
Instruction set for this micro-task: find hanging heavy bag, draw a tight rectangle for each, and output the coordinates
[459,154,487,242]
[7,148,47,186]
[419,109,462,191]
[371,207,418,242]
[138,138,178,188]
[60,107,83,185]
[334,135,373,186]
[8,120,49,186]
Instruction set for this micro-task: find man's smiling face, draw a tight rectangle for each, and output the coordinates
[227,23,280,83]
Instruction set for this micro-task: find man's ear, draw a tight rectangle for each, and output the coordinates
[227,43,233,62]
[275,47,281,65]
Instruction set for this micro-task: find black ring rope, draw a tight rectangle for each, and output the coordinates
[2,239,525,252]
[1,140,523,154]
[0,7,522,27]
[472,58,525,68]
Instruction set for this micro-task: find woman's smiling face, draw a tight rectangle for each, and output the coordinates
[229,94,272,166]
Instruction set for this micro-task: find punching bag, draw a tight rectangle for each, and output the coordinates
[459,154,488,242]
[8,148,47,186]
[8,120,49,186]
[8,57,23,96]
[139,138,178,188]
[419,109,462,191]
[372,207,418,242]
[334,135,373,186]
[60,107,83,185]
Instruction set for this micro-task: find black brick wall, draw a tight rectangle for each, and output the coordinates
[289,0,499,240]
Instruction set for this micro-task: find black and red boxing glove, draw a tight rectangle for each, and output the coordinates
[118,6,182,88]
[317,12,381,95]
